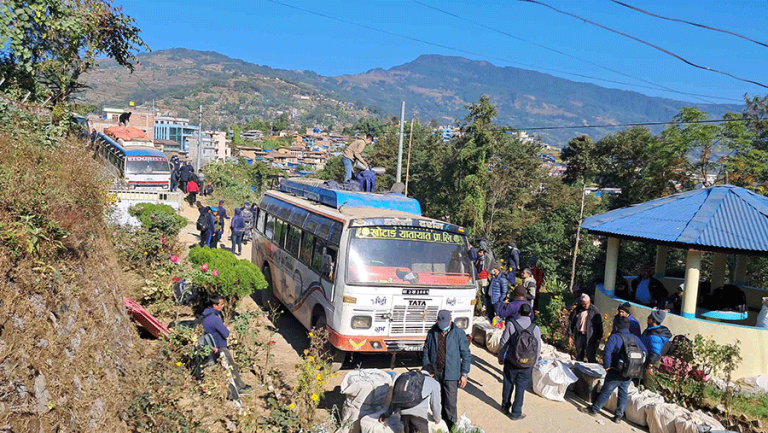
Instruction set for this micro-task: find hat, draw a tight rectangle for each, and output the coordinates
[618,302,631,314]
[615,316,630,330]
[219,200,225,204]
[528,257,538,266]
[650,309,667,324]
[677,283,685,293]
[437,310,452,329]
[244,202,250,207]
[514,285,528,298]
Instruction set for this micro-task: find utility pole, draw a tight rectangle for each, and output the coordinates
[396,101,405,183]
[196,104,202,170]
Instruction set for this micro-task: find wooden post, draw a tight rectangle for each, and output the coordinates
[404,118,414,196]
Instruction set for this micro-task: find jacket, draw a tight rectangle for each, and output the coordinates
[523,277,536,300]
[387,371,442,422]
[342,138,367,164]
[180,165,192,181]
[604,329,648,375]
[422,323,471,381]
[468,246,478,262]
[641,325,673,364]
[231,209,245,233]
[498,316,542,365]
[494,299,532,322]
[567,304,604,343]
[488,274,509,306]
[186,181,199,193]
[612,314,642,338]
[508,247,520,271]
[218,206,229,223]
[630,277,668,307]
[531,266,544,291]
[201,307,229,348]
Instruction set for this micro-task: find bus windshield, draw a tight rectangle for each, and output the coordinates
[126,159,170,174]
[347,226,474,287]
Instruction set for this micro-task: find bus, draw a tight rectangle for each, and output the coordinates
[251,178,476,367]
[93,131,171,190]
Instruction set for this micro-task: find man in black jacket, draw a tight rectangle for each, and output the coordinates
[630,264,668,307]
[568,293,604,363]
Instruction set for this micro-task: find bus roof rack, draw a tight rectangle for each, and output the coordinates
[279,178,422,215]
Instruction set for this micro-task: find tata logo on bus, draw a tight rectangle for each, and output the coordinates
[408,299,427,307]
[402,289,429,295]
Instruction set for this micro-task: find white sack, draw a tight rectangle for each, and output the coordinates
[532,359,578,402]
[360,410,404,433]
[673,410,725,433]
[625,389,665,427]
[756,297,768,328]
[339,369,394,433]
[646,402,689,433]
[486,329,503,354]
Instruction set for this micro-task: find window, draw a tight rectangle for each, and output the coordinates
[265,214,275,240]
[274,218,287,248]
[300,232,315,265]
[311,239,337,282]
[256,209,265,233]
[286,224,301,257]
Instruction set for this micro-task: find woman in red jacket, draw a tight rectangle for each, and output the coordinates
[185,178,199,206]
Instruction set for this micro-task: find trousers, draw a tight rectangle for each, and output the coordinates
[502,362,532,417]
[575,332,598,363]
[437,376,458,430]
[590,371,631,418]
[400,415,429,433]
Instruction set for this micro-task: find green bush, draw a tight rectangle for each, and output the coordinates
[202,159,278,205]
[186,246,268,303]
[128,203,187,237]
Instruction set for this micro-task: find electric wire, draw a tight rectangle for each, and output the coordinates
[266,0,743,101]
[412,0,738,104]
[518,0,768,89]
[609,0,768,49]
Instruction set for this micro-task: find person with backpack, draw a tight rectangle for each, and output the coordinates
[230,208,245,255]
[581,316,647,423]
[379,365,442,433]
[197,206,213,247]
[497,303,541,420]
[201,296,251,395]
[486,265,509,322]
[495,285,533,322]
[422,310,471,431]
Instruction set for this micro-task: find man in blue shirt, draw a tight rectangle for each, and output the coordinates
[630,265,668,307]
[581,317,647,424]
[201,296,251,395]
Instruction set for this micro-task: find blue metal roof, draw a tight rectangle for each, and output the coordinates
[279,178,422,215]
[582,185,768,253]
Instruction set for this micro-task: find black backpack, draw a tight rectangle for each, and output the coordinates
[196,213,210,232]
[504,319,539,368]
[617,333,646,379]
[389,371,426,410]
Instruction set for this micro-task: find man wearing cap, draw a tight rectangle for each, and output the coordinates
[486,265,509,322]
[612,302,642,338]
[641,310,673,366]
[659,285,684,314]
[567,293,603,363]
[423,310,471,431]
[495,285,533,322]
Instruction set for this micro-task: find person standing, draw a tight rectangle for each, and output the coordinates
[179,162,193,193]
[197,205,212,248]
[241,202,253,241]
[211,209,223,249]
[630,264,668,307]
[521,268,537,303]
[422,310,471,431]
[487,265,509,322]
[641,310,672,366]
[201,296,251,395]
[612,302,642,338]
[197,169,206,196]
[342,134,373,182]
[568,294,604,363]
[379,365,442,433]
[528,258,545,310]
[495,286,533,322]
[170,165,179,192]
[581,317,647,423]
[506,242,520,286]
[230,208,245,255]
[185,177,199,206]
[476,249,490,290]
[498,303,541,420]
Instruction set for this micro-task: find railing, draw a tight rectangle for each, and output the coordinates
[110,190,183,209]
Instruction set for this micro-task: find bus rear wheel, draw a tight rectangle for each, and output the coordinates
[313,315,347,372]
[260,265,282,311]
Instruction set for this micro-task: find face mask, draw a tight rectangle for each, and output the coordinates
[440,324,451,331]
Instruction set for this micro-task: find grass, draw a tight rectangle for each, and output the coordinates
[703,386,768,423]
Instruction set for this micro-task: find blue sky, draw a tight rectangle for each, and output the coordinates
[121,0,767,104]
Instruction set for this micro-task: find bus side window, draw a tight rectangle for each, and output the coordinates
[311,239,337,282]
[325,246,338,282]
[265,214,275,240]
[300,232,314,265]
[274,218,287,248]
[310,239,324,275]
[286,224,301,257]
[257,209,266,234]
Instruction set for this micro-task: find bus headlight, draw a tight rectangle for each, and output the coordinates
[351,316,372,329]
[454,317,469,330]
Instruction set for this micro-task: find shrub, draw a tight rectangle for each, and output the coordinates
[186,246,267,305]
[128,203,187,237]
[112,225,179,270]
[294,329,336,428]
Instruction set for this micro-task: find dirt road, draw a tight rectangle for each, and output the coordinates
[177,199,252,262]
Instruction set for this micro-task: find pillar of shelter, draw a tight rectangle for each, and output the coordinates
[681,249,702,319]
[734,255,749,287]
[654,245,668,279]
[603,237,621,296]
[711,253,727,289]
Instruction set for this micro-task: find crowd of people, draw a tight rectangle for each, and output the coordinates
[194,199,254,254]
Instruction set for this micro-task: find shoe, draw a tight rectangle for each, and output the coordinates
[579,406,597,417]
[501,403,510,414]
[238,385,252,395]
[508,414,526,421]
[611,415,622,424]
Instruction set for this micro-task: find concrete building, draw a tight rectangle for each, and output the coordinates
[241,129,264,142]
[154,116,199,151]
[87,107,155,140]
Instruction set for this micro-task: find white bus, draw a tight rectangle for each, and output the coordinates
[94,132,171,190]
[251,179,476,367]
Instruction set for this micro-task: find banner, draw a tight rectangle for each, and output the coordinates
[355,226,464,245]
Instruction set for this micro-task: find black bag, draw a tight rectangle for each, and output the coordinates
[617,334,646,379]
[389,371,426,410]
[196,213,210,232]
[191,332,219,380]
[504,319,539,368]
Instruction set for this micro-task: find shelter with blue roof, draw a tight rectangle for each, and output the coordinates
[582,185,768,378]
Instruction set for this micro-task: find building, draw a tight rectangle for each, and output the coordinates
[155,139,182,153]
[154,116,199,151]
[235,146,267,163]
[87,107,155,140]
[240,129,264,142]
[206,131,229,160]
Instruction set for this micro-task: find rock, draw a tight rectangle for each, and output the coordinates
[715,404,726,414]
[28,294,46,318]
[226,420,237,431]
[73,375,82,400]
[37,340,48,348]
[88,398,105,430]
[752,419,762,429]
[85,370,96,390]
[48,312,59,329]
[11,315,24,330]
[70,333,81,352]
[0,339,6,354]
[34,374,50,414]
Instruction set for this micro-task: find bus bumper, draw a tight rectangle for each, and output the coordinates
[327,327,472,353]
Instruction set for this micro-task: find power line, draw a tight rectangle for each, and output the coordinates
[266,0,742,101]
[412,0,737,104]
[609,0,768,49]
[518,0,768,89]
[501,117,745,131]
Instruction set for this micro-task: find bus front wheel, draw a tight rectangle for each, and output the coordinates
[313,315,347,372]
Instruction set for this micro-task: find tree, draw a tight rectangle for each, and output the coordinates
[272,113,289,132]
[231,124,242,145]
[342,117,388,137]
[561,135,600,290]
[0,0,148,103]
[313,156,344,183]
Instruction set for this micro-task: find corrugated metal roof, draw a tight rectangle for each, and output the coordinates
[582,185,768,253]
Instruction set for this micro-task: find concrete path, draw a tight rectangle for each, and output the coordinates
[176,199,252,262]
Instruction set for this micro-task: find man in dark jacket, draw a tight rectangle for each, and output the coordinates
[497,303,541,420]
[198,206,213,248]
[506,242,520,285]
[170,166,179,192]
[179,162,193,193]
[230,208,245,255]
[581,317,647,423]
[201,296,250,394]
[630,264,668,307]
[568,293,604,363]
[612,302,642,338]
[486,265,509,322]
[495,285,533,322]
[659,285,684,314]
[422,310,471,431]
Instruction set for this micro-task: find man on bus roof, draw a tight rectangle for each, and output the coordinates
[342,134,373,182]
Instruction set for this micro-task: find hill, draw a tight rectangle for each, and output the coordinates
[81,49,742,146]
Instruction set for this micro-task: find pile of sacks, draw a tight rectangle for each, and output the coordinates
[338,368,451,433]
